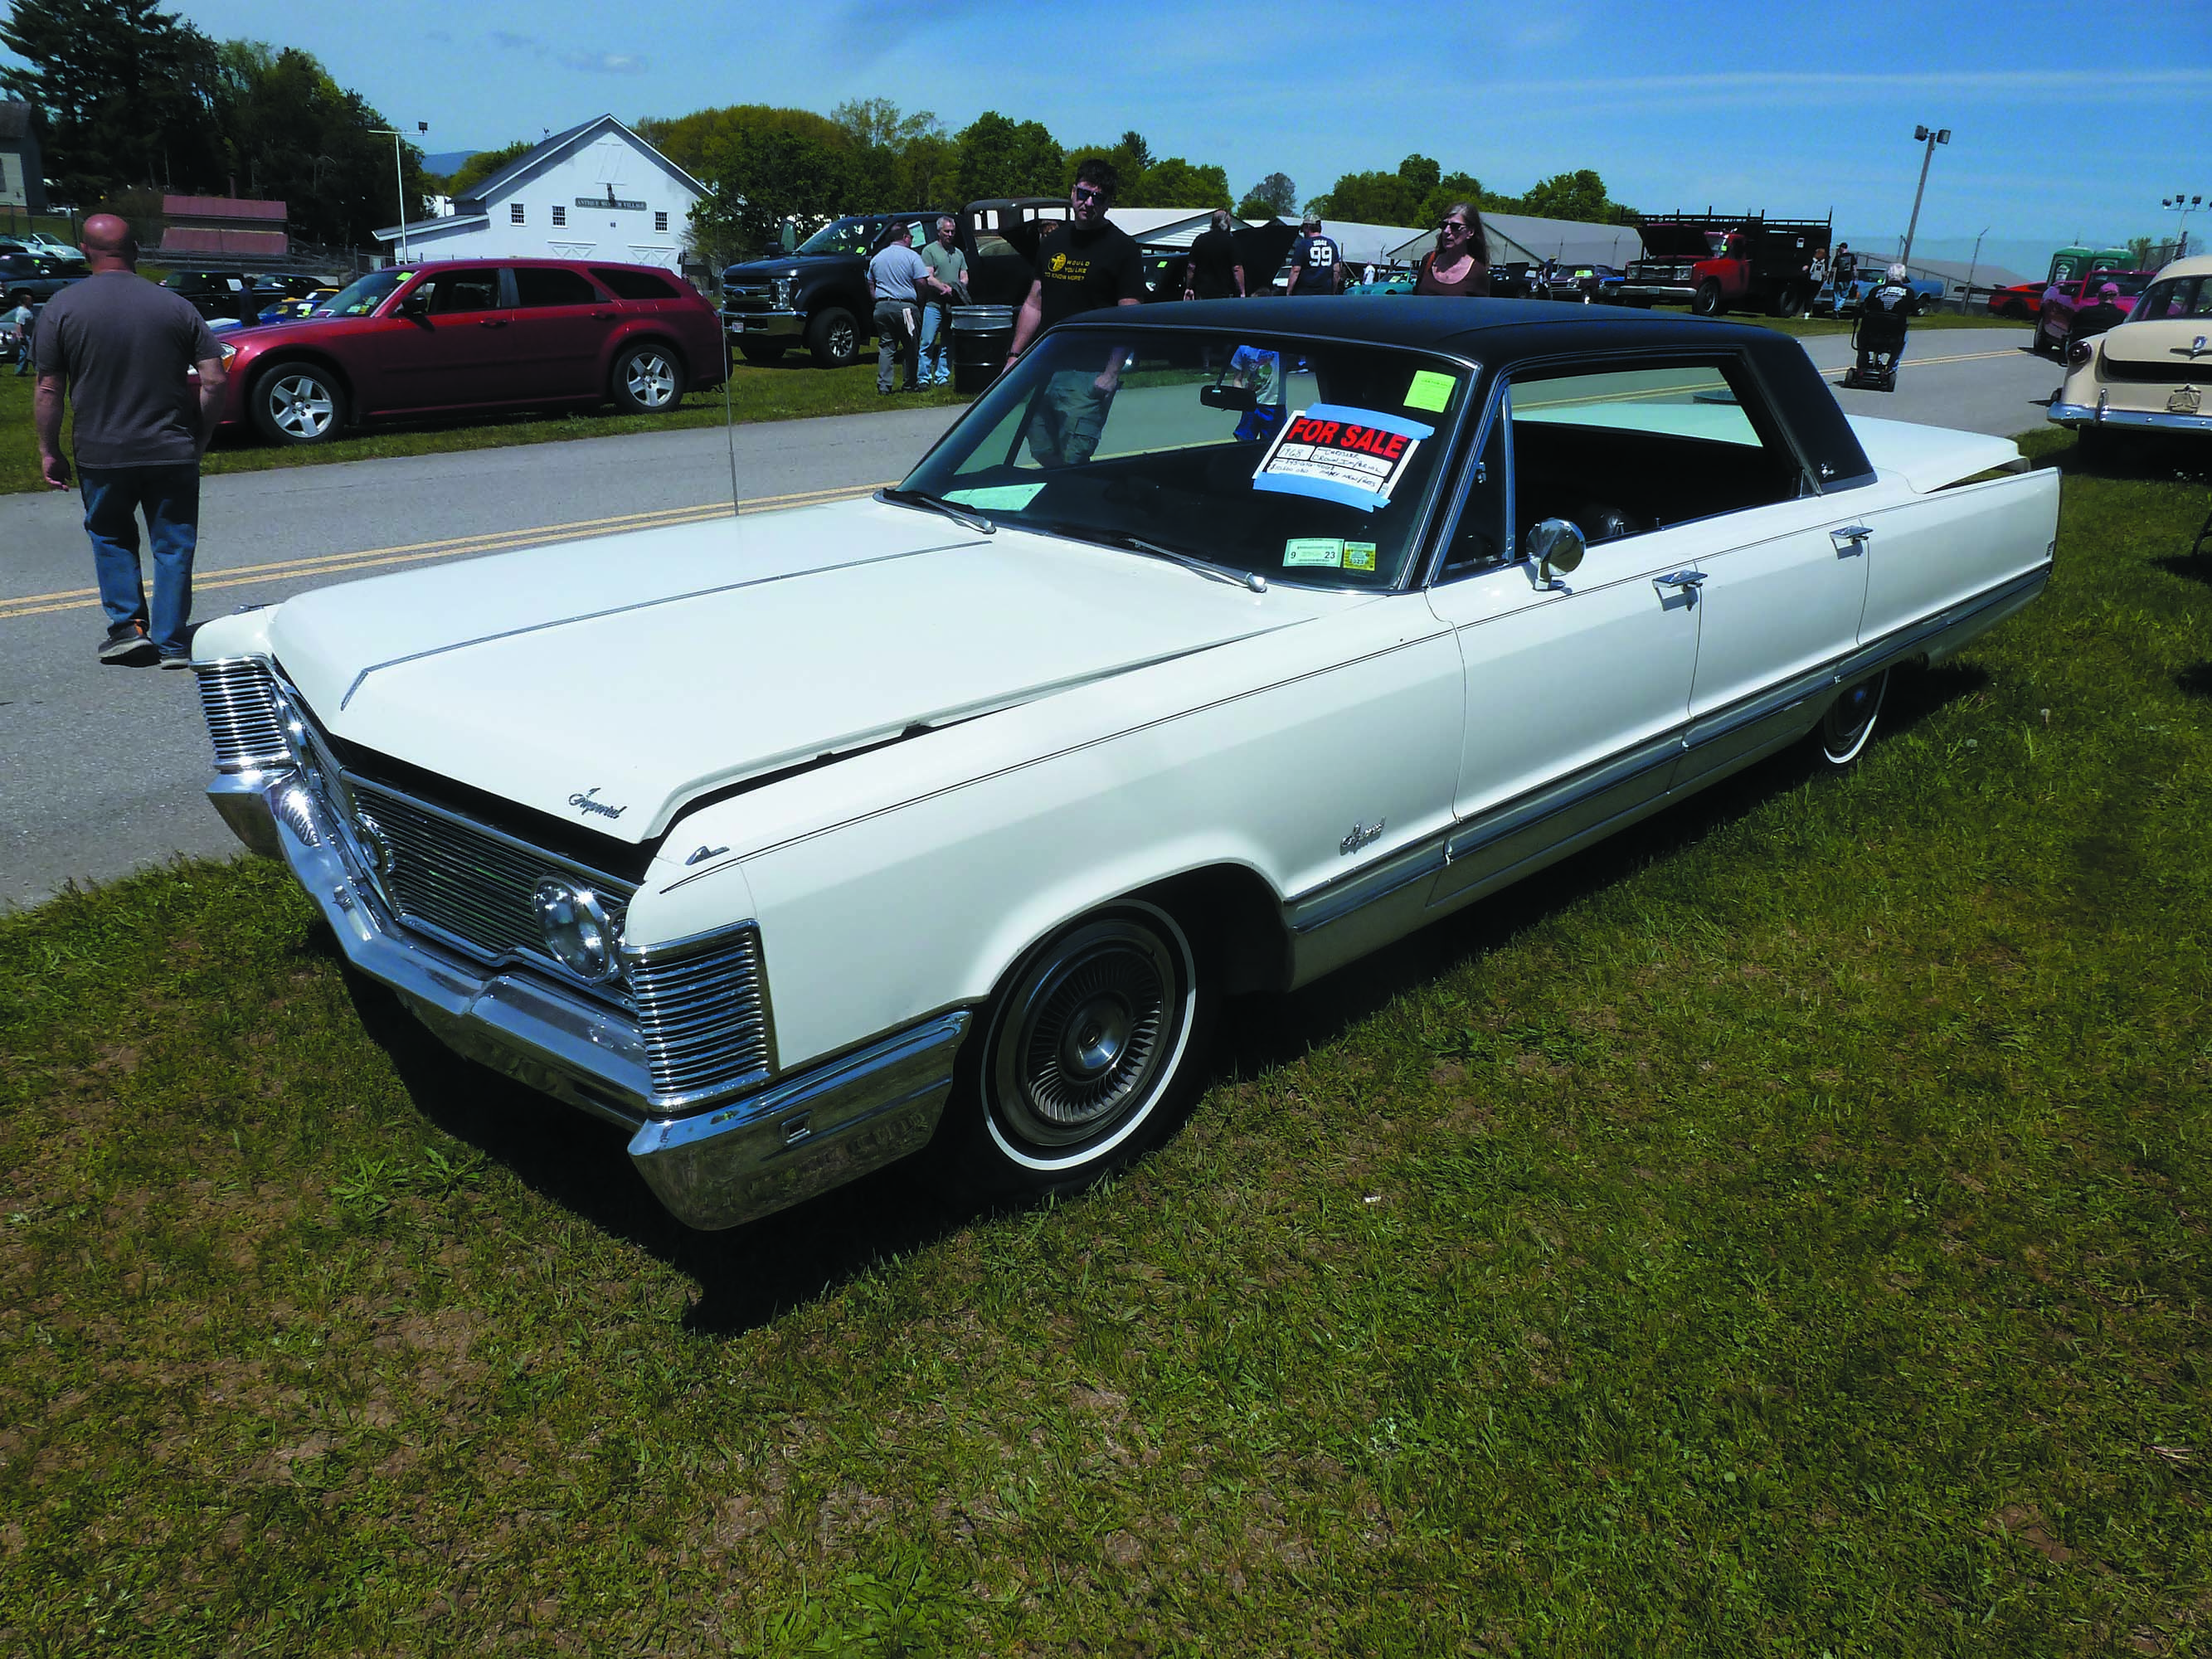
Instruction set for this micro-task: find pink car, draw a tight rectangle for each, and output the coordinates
[2034,270,2154,357]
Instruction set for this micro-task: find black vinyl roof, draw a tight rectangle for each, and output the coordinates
[1056,294,1782,360]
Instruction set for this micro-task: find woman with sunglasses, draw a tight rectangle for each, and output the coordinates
[1414,203,1490,297]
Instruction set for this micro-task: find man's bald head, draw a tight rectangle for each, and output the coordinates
[80,214,137,268]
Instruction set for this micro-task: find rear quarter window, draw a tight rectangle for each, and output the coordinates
[591,267,679,300]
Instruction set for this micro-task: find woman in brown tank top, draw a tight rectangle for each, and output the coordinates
[1415,202,1490,296]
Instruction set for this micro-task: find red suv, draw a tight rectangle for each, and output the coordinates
[213,259,725,445]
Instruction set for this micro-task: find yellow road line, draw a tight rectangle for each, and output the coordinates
[0,481,894,623]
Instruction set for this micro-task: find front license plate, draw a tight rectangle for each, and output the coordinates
[2169,386,2203,415]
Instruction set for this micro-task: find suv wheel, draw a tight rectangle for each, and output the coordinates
[805,307,861,369]
[250,363,345,445]
[610,342,683,414]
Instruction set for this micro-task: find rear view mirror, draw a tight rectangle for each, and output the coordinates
[1202,384,1257,411]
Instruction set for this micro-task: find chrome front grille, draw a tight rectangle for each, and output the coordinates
[628,928,774,1103]
[721,285,774,313]
[346,779,634,971]
[196,658,291,771]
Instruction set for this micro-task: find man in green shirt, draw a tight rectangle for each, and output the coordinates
[916,216,970,387]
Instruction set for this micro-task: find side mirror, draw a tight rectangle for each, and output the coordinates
[397,290,429,318]
[1527,518,1587,588]
[1201,383,1257,411]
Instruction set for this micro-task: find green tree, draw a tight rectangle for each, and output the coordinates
[690,124,851,266]
[446,139,532,201]
[1237,172,1296,219]
[955,110,1062,202]
[1125,157,1230,210]
[1517,168,1617,224]
[1311,153,1440,225]
[637,104,847,187]
[210,41,424,243]
[1,0,223,201]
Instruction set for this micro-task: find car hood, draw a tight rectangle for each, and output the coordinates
[268,498,1321,843]
[724,255,853,281]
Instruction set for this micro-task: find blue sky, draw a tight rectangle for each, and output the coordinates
[33,0,2212,280]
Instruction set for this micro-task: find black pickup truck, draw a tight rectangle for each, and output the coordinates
[722,198,1073,368]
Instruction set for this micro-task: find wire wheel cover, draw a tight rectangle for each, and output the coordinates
[270,373,334,436]
[997,922,1179,1147]
[626,353,676,406]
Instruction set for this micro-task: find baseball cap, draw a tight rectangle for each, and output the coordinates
[1301,215,1321,229]
[2099,280,2120,295]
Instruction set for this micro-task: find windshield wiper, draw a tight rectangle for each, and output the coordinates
[1039,523,1267,593]
[877,487,995,534]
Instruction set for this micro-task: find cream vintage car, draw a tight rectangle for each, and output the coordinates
[191,301,2060,1230]
[2049,254,2212,453]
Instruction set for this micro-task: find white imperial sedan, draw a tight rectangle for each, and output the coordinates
[190,299,2060,1229]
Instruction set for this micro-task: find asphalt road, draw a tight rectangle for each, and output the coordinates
[1,328,2059,911]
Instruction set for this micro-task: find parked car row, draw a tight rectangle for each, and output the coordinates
[0,249,89,309]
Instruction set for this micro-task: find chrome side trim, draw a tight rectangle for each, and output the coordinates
[626,1011,970,1231]
[2049,400,2212,434]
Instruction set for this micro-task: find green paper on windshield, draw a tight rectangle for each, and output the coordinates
[944,483,1047,510]
[1284,538,1346,568]
[1404,370,1456,412]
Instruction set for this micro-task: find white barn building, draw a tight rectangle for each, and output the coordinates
[373,114,706,272]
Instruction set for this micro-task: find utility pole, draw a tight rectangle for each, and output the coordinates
[370,122,429,264]
[1901,124,1950,271]
[1962,225,1988,316]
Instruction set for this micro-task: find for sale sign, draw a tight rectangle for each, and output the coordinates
[1252,403,1434,511]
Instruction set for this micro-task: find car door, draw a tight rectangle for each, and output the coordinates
[371,266,525,412]
[1423,372,1706,907]
[503,265,618,401]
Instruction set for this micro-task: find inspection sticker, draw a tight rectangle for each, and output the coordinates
[1283,538,1346,567]
[1344,541,1378,572]
[1252,404,1434,512]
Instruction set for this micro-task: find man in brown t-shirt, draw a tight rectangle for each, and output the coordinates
[33,214,227,667]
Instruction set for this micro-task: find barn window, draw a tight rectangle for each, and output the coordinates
[655,211,668,232]
[552,205,566,226]
[511,203,525,225]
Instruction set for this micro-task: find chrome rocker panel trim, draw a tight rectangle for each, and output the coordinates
[207,769,970,1231]
[2048,400,2212,435]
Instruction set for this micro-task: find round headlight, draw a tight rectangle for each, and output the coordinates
[532,878,620,982]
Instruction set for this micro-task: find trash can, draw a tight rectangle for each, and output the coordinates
[950,305,1014,394]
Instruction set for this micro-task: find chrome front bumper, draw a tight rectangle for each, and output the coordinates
[209,770,969,1230]
[2049,400,2212,435]
[1617,283,1694,304]
[723,308,805,338]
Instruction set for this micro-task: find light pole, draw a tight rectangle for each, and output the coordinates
[369,122,428,263]
[1962,224,1988,316]
[2162,193,2204,260]
[1900,123,1950,271]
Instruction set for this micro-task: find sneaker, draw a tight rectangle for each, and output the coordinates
[159,653,193,670]
[98,625,155,664]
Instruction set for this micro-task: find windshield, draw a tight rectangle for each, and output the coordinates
[795,216,881,256]
[897,328,1474,589]
[317,269,411,318]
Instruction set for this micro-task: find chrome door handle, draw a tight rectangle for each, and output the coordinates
[1655,569,1705,589]
[1830,525,1873,555]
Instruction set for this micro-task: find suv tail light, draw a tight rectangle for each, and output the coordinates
[2066,338,2094,367]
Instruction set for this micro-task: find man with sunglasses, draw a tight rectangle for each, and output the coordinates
[1005,158,1146,466]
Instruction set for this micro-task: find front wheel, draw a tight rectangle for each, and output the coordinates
[1771,281,1804,317]
[805,307,862,369]
[952,900,1211,1197]
[1819,669,1889,766]
[1691,280,1726,316]
[250,362,346,445]
[610,342,683,414]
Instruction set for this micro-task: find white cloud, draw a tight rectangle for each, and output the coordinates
[559,51,649,74]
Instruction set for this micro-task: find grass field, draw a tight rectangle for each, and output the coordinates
[4,430,2208,1652]
[0,358,966,496]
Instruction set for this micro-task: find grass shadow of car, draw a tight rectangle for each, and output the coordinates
[309,660,1989,1336]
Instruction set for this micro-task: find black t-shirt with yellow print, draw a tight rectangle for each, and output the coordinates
[1033,219,1146,329]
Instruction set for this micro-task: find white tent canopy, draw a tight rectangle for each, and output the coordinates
[1393,212,1645,270]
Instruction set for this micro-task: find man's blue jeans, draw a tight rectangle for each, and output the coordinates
[80,464,200,656]
[917,301,950,385]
